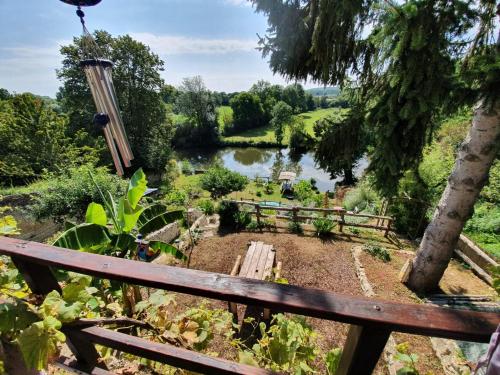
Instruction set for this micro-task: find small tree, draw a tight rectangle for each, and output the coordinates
[230,92,265,131]
[270,101,293,145]
[200,166,248,198]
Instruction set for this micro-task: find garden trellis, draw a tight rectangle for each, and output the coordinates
[60,0,133,176]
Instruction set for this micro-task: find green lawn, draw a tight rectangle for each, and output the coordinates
[221,107,347,145]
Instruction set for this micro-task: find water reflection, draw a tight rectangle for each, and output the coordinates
[174,147,368,192]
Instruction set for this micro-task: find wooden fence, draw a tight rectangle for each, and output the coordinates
[229,200,393,236]
[1,236,498,375]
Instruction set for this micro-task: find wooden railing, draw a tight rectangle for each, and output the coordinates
[230,200,393,235]
[1,236,498,375]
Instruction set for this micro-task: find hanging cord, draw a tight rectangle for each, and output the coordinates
[76,6,104,60]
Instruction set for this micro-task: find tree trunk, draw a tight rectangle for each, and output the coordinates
[343,166,355,186]
[406,100,500,293]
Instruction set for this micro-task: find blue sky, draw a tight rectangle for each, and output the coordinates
[0,0,314,97]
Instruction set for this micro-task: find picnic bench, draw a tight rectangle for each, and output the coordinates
[229,241,282,320]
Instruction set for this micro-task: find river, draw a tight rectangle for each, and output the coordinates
[174,147,368,192]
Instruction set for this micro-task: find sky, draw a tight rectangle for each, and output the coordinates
[0,0,315,97]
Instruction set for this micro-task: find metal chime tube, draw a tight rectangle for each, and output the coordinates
[81,59,133,175]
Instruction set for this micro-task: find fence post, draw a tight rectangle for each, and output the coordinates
[384,219,392,237]
[339,210,345,233]
[11,257,104,372]
[292,207,298,222]
[255,204,261,228]
[336,324,391,375]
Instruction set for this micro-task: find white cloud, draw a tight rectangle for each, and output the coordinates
[130,32,257,55]
[0,44,66,97]
[222,0,252,7]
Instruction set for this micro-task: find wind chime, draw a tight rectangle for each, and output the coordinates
[60,0,133,176]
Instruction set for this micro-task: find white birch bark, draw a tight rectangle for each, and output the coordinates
[407,100,500,292]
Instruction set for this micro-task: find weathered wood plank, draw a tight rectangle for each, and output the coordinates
[1,237,498,342]
[254,245,272,280]
[244,241,264,278]
[337,325,391,375]
[262,247,275,281]
[239,241,256,277]
[69,326,273,375]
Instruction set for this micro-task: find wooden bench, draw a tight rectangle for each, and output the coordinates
[229,241,281,319]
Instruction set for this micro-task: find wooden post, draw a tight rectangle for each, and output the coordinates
[336,324,391,375]
[228,255,242,323]
[11,257,103,372]
[384,219,392,237]
[255,204,261,229]
[292,207,298,223]
[339,211,345,233]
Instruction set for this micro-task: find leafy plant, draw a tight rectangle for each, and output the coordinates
[288,220,303,234]
[234,211,252,231]
[164,189,188,206]
[197,199,215,216]
[0,215,20,236]
[246,220,261,232]
[393,342,420,375]
[200,166,248,198]
[363,243,391,262]
[325,348,342,375]
[264,183,274,195]
[217,201,240,229]
[312,218,336,237]
[237,314,319,373]
[52,169,186,260]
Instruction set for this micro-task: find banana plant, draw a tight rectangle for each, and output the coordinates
[53,169,186,261]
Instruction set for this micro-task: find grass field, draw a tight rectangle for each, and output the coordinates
[221,107,347,145]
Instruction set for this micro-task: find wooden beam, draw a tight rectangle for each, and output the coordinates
[337,325,391,375]
[1,237,497,343]
[68,326,273,375]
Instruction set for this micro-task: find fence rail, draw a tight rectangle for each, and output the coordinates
[1,236,498,375]
[230,200,393,235]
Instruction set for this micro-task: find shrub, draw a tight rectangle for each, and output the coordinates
[201,166,248,198]
[288,220,303,234]
[246,220,261,232]
[217,201,239,229]
[33,165,126,220]
[165,189,188,206]
[264,183,274,195]
[197,199,215,216]
[181,160,193,175]
[234,211,252,230]
[343,180,381,213]
[363,243,391,262]
[256,191,262,197]
[294,180,315,204]
[312,218,335,237]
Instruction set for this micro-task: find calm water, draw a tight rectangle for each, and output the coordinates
[175,147,368,192]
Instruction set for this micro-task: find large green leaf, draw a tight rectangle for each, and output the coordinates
[117,197,144,233]
[127,168,147,209]
[110,233,136,253]
[149,241,187,261]
[85,203,107,226]
[0,215,20,236]
[0,302,38,333]
[41,290,83,323]
[138,210,184,236]
[17,316,65,371]
[137,204,169,228]
[52,223,113,252]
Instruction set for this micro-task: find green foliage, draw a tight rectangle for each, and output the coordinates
[0,215,20,236]
[0,94,99,182]
[52,169,186,260]
[388,171,432,238]
[174,76,219,147]
[325,348,342,375]
[58,31,173,171]
[197,200,215,216]
[246,220,261,232]
[288,220,303,234]
[294,180,314,203]
[492,266,500,296]
[200,166,248,198]
[363,243,391,263]
[312,218,336,237]
[238,314,319,373]
[164,189,188,206]
[270,101,293,145]
[33,164,126,220]
[393,342,420,375]
[314,108,364,185]
[217,201,240,229]
[234,211,252,231]
[229,92,265,133]
[343,179,381,213]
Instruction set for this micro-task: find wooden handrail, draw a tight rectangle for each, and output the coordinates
[0,236,497,341]
[1,236,498,374]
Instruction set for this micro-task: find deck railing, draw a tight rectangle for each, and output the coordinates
[0,236,498,375]
[229,199,393,235]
